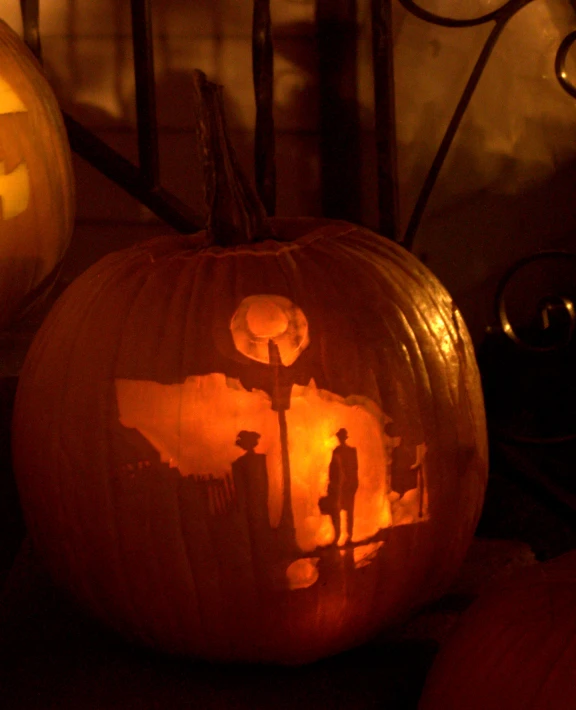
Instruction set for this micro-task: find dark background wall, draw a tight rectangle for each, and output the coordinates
[5,0,576,344]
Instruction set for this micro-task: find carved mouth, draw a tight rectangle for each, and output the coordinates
[0,160,30,219]
[0,75,31,219]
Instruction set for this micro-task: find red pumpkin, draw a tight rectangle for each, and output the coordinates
[419,550,576,710]
[0,20,74,330]
[11,75,487,664]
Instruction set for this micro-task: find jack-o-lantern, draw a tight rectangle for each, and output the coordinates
[12,75,487,664]
[0,20,74,330]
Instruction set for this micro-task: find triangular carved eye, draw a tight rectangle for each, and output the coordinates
[0,76,27,114]
[230,294,309,365]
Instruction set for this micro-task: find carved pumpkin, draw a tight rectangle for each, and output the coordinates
[419,550,576,710]
[12,75,487,664]
[0,20,74,330]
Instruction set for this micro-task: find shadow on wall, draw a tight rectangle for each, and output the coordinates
[395,0,576,342]
[417,146,576,344]
[45,0,258,221]
[38,0,330,231]
[36,0,576,345]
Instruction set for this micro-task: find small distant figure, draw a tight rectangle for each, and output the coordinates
[325,428,359,545]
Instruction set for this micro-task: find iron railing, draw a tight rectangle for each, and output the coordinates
[18,0,576,248]
[12,0,576,528]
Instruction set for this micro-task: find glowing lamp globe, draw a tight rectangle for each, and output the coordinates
[0,20,74,330]
[11,76,487,664]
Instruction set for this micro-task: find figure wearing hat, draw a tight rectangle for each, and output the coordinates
[325,428,359,545]
[231,430,274,583]
[232,431,270,530]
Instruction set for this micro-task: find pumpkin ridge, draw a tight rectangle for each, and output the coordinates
[170,264,241,657]
[79,265,170,630]
[173,478,227,657]
[179,231,327,259]
[47,296,115,619]
[110,270,191,635]
[530,629,576,710]
[13,178,487,663]
[163,262,215,652]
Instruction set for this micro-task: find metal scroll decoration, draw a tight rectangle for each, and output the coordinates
[395,0,576,249]
[488,250,576,445]
[495,251,576,353]
[17,0,576,249]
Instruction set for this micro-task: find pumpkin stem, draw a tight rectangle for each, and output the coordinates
[193,70,273,246]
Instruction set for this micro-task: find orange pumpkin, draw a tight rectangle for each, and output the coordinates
[11,76,487,664]
[0,20,74,330]
[419,550,576,710]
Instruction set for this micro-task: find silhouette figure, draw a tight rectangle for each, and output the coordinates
[325,428,359,545]
[231,430,272,553]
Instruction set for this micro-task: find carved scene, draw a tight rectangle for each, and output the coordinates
[115,295,429,592]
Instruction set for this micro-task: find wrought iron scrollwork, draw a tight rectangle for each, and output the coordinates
[397,0,531,27]
[495,251,576,352]
[396,0,576,248]
[18,0,576,248]
[555,29,576,97]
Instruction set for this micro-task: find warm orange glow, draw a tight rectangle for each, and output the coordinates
[112,294,430,591]
[0,76,27,113]
[0,76,30,219]
[285,557,320,590]
[0,160,30,219]
[246,299,289,338]
[230,294,310,365]
[116,372,428,553]
[353,541,384,569]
